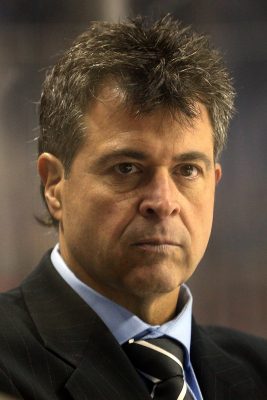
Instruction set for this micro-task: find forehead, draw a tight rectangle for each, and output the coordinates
[85,102,213,144]
[81,85,214,159]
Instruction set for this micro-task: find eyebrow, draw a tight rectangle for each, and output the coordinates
[93,148,212,169]
[174,151,212,169]
[92,149,147,169]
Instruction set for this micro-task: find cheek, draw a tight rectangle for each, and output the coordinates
[79,189,138,239]
[185,189,215,246]
[195,198,215,247]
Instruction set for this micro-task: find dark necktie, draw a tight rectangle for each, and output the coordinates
[123,337,194,399]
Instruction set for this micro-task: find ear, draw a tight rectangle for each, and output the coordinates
[38,153,65,222]
[215,162,222,185]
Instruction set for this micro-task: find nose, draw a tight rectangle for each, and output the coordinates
[138,170,181,219]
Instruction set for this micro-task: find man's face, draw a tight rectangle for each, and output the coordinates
[53,92,221,307]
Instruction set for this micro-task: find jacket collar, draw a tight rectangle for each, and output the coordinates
[22,251,150,400]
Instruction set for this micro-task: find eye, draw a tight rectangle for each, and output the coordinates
[179,164,200,179]
[114,163,140,175]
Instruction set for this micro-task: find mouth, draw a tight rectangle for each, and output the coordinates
[131,239,181,253]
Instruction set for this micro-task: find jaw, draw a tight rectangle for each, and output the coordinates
[105,280,181,325]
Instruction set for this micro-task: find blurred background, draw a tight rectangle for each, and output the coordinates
[0,0,266,337]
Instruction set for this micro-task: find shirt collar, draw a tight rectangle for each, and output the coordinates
[51,244,193,356]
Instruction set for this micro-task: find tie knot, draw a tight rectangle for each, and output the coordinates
[123,337,185,381]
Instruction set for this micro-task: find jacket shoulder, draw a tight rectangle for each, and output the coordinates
[203,325,267,354]
[191,322,267,398]
[0,282,72,399]
[0,287,37,333]
[0,288,41,396]
[203,325,267,376]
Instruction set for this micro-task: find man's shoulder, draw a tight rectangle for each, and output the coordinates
[191,322,267,398]
[0,251,53,342]
[201,324,267,384]
[0,286,39,338]
[0,287,26,317]
[202,324,267,355]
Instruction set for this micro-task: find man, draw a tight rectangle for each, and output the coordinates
[0,15,266,400]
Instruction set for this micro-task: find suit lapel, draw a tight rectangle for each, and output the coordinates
[64,323,150,400]
[22,252,150,400]
[191,319,261,400]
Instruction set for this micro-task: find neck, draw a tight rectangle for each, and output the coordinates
[125,290,180,325]
[97,286,180,325]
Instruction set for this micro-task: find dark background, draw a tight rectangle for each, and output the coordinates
[0,0,266,337]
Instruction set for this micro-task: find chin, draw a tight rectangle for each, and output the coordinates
[125,270,183,298]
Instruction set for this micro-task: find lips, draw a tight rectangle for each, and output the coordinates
[130,240,180,255]
[132,239,180,247]
[130,238,182,255]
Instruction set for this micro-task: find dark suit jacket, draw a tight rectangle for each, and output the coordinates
[0,251,266,399]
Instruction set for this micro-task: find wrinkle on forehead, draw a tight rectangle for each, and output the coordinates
[84,81,211,142]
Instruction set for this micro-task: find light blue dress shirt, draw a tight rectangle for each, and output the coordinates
[51,244,203,400]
